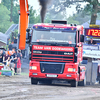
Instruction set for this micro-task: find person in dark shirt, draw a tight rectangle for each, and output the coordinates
[88,36,96,45]
[0,50,3,63]
[3,51,10,67]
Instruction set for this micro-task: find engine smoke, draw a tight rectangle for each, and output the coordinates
[38,0,51,23]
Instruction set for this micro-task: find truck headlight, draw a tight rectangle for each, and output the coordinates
[68,68,75,72]
[30,66,37,70]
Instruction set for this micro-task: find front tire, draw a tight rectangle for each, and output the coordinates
[31,78,38,85]
[71,80,78,87]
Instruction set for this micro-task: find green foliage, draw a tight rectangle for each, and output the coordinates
[49,0,100,24]
[2,0,11,10]
[0,0,41,33]
[2,0,41,24]
[67,12,91,25]
[67,16,80,25]
[9,30,18,43]
[13,29,18,38]
[0,4,13,33]
[2,0,19,23]
[10,3,19,23]
[29,6,41,24]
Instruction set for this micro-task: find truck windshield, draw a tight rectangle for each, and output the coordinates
[32,30,76,44]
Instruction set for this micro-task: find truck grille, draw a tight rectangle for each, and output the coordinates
[32,50,74,62]
[40,62,65,74]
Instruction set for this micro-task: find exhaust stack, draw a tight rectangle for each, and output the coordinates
[38,0,51,23]
[52,20,67,24]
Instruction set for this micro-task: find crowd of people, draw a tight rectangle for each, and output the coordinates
[0,48,22,75]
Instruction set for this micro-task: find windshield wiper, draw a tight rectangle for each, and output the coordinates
[58,42,69,44]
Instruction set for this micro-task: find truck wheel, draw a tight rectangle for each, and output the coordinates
[31,78,38,85]
[71,80,78,87]
[78,75,86,86]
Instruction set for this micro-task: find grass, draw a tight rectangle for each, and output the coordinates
[20,72,29,75]
[0,72,29,76]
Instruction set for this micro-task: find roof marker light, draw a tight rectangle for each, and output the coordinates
[74,24,77,26]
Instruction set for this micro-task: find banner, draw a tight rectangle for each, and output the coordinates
[33,45,74,52]
[83,49,100,58]
[83,44,99,50]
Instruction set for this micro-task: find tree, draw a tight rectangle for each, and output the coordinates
[2,0,19,23]
[66,11,91,25]
[49,0,100,24]
[11,3,19,24]
[85,0,100,24]
[10,0,13,22]
[0,4,13,33]
[29,6,41,24]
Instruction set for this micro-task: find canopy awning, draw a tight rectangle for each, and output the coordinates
[82,20,100,28]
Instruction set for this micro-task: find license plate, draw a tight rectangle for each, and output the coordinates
[47,74,57,78]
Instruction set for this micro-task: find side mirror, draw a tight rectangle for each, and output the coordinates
[80,35,84,42]
[26,28,30,39]
[29,46,32,60]
[26,28,31,43]
[29,54,31,60]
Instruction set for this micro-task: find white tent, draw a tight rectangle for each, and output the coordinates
[82,20,100,28]
[0,32,7,47]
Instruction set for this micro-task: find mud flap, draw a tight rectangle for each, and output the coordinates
[97,66,100,83]
[91,63,98,83]
[86,61,92,85]
[86,58,98,85]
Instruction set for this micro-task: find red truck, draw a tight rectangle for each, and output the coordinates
[29,20,86,87]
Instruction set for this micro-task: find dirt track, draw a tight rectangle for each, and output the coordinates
[0,75,100,100]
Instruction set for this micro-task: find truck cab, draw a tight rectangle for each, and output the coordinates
[29,21,86,87]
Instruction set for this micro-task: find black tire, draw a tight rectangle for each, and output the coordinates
[71,80,78,87]
[78,75,86,86]
[31,78,38,85]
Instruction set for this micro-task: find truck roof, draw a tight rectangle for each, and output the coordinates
[33,23,83,31]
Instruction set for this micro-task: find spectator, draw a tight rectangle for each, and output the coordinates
[8,48,16,56]
[9,48,17,74]
[3,51,10,69]
[0,50,3,63]
[8,42,13,50]
[17,49,22,74]
[88,36,96,45]
[14,52,18,74]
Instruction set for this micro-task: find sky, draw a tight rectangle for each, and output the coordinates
[28,0,40,10]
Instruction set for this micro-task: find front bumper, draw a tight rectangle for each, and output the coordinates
[29,71,78,81]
